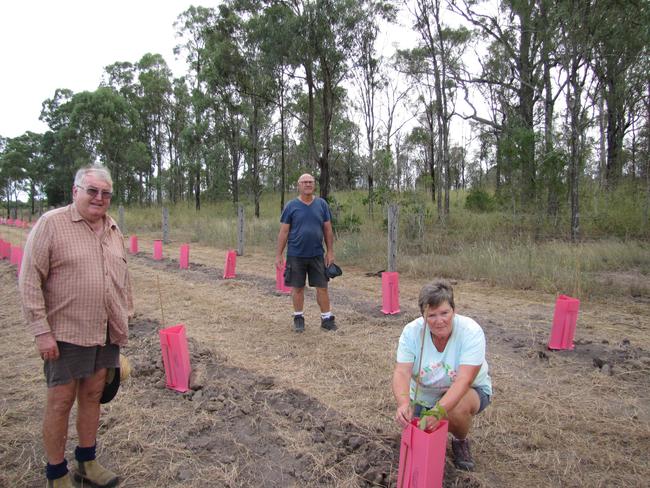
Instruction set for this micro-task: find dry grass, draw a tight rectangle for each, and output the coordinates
[1,225,650,487]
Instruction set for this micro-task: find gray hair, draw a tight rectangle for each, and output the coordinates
[418,280,455,314]
[74,164,113,188]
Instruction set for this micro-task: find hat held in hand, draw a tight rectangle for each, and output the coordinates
[100,354,131,404]
[325,262,343,279]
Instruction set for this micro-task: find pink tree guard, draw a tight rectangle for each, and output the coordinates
[153,240,163,260]
[381,271,401,314]
[548,295,580,350]
[159,324,191,393]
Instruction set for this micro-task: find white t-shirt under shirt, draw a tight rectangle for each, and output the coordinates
[396,314,493,407]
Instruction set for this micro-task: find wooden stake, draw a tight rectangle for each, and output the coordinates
[156,274,166,329]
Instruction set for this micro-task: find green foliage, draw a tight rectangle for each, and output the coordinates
[465,188,496,212]
[416,402,446,430]
[328,194,362,234]
[336,213,363,233]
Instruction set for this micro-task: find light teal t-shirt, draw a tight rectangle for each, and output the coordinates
[396,314,492,407]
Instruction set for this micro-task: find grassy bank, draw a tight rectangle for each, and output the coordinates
[121,185,650,300]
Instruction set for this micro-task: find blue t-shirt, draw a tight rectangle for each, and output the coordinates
[396,314,492,407]
[280,197,331,258]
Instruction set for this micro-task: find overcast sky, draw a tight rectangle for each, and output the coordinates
[0,0,204,138]
[0,1,429,142]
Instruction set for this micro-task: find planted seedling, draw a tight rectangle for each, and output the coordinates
[415,401,447,430]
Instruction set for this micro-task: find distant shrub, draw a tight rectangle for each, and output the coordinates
[329,194,362,233]
[336,213,362,233]
[465,188,496,212]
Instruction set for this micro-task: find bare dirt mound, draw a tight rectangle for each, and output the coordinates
[121,317,399,487]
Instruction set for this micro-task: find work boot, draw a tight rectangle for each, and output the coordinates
[320,315,337,331]
[293,315,305,333]
[46,473,74,488]
[451,438,475,471]
[74,460,119,487]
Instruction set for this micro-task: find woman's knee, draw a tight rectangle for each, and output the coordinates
[450,389,481,419]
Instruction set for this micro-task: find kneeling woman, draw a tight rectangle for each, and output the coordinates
[392,280,492,471]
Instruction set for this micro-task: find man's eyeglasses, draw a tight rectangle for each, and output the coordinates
[77,185,113,200]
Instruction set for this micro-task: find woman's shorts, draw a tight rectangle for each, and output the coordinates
[44,341,119,387]
[413,386,492,417]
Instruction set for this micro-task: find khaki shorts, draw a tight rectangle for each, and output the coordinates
[44,341,119,387]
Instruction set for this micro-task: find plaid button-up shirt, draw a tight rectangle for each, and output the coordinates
[19,204,133,346]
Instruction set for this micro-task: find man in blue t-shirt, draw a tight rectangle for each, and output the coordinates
[276,173,337,332]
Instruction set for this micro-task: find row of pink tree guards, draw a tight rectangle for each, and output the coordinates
[130,237,404,312]
[129,236,239,280]
[2,230,581,351]
[0,239,23,276]
[0,217,32,228]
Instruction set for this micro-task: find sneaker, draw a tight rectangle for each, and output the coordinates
[451,438,475,471]
[46,473,74,488]
[293,315,305,333]
[320,315,337,331]
[74,459,119,487]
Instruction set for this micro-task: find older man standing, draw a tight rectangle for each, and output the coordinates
[19,164,132,488]
[276,173,338,332]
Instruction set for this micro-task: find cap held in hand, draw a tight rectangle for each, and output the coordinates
[325,263,343,279]
[100,354,131,404]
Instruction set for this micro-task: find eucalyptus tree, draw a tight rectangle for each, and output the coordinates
[407,0,470,221]
[1,132,46,215]
[102,61,151,202]
[590,0,650,188]
[643,70,650,231]
[175,5,216,210]
[198,3,253,210]
[235,3,279,217]
[395,47,438,204]
[555,0,597,241]
[39,89,92,205]
[63,88,140,202]
[265,1,383,200]
[351,1,396,211]
[451,0,546,208]
[136,53,173,203]
[537,0,566,220]
[167,77,192,203]
[242,0,299,212]
[403,125,433,189]
[381,70,413,170]
[0,136,27,215]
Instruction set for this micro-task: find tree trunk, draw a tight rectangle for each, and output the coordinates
[568,56,583,242]
[604,78,626,187]
[599,90,607,187]
[279,73,286,214]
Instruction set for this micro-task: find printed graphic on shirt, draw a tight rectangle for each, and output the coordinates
[410,361,457,398]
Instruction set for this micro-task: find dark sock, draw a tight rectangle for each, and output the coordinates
[46,460,68,480]
[75,444,96,462]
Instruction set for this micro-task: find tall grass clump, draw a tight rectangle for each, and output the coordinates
[400,238,650,299]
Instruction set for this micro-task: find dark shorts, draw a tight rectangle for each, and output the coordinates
[44,341,119,388]
[413,386,492,417]
[284,255,328,288]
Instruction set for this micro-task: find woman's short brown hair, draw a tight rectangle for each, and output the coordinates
[418,280,455,314]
